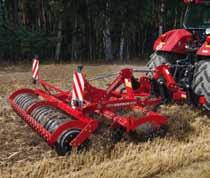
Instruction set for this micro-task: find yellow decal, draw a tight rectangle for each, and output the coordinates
[125,79,132,88]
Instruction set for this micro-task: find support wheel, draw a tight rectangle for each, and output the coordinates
[55,129,81,156]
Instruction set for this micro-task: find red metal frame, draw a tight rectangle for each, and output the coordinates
[153,64,187,101]
[9,62,209,152]
[11,46,210,157]
[9,65,180,151]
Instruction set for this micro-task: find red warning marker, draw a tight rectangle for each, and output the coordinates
[32,56,39,84]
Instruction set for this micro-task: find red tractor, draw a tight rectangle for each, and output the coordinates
[147,0,210,109]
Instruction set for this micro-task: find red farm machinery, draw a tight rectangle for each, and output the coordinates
[148,0,210,109]
[8,0,210,156]
[9,54,208,155]
[8,56,189,155]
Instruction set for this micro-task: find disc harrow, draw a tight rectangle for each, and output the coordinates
[10,58,190,155]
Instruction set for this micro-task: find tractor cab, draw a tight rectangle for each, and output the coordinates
[183,0,210,42]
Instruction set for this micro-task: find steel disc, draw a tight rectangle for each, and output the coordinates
[44,116,66,131]
[40,111,62,126]
[44,119,58,131]
[47,119,63,133]
[48,117,70,133]
[15,94,29,106]
[22,96,38,110]
[32,106,49,120]
[15,94,25,103]
[34,107,50,122]
[36,108,57,123]
[19,95,35,109]
[20,96,35,109]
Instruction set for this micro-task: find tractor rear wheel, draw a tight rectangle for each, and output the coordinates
[147,52,180,70]
[192,60,210,108]
[147,52,172,77]
[147,52,168,71]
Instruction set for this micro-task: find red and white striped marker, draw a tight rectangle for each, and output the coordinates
[71,71,85,108]
[32,57,39,83]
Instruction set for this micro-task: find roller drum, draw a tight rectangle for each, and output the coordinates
[39,111,62,126]
[48,118,71,133]
[44,115,71,133]
[31,106,49,121]
[14,94,38,110]
[13,93,83,155]
[34,107,51,122]
[36,108,57,123]
[19,96,33,108]
[15,94,29,106]
[18,95,33,107]
[22,97,38,110]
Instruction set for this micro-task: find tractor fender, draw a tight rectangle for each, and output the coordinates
[197,42,210,57]
[153,29,192,54]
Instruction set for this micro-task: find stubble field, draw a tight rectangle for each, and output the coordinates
[0,63,210,178]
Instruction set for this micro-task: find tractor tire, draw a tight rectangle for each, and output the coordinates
[147,52,169,76]
[147,52,168,70]
[192,60,210,105]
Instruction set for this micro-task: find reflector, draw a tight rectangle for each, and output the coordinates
[206,36,210,44]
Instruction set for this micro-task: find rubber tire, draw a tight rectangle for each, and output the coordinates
[192,60,210,104]
[55,129,81,156]
[147,52,168,72]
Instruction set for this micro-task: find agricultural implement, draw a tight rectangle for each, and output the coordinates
[9,57,186,155]
[9,54,208,155]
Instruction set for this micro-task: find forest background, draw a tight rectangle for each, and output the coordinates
[0,0,184,63]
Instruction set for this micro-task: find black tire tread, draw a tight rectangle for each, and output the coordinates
[192,61,210,103]
[146,52,168,76]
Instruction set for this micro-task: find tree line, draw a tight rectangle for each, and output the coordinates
[0,0,185,63]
